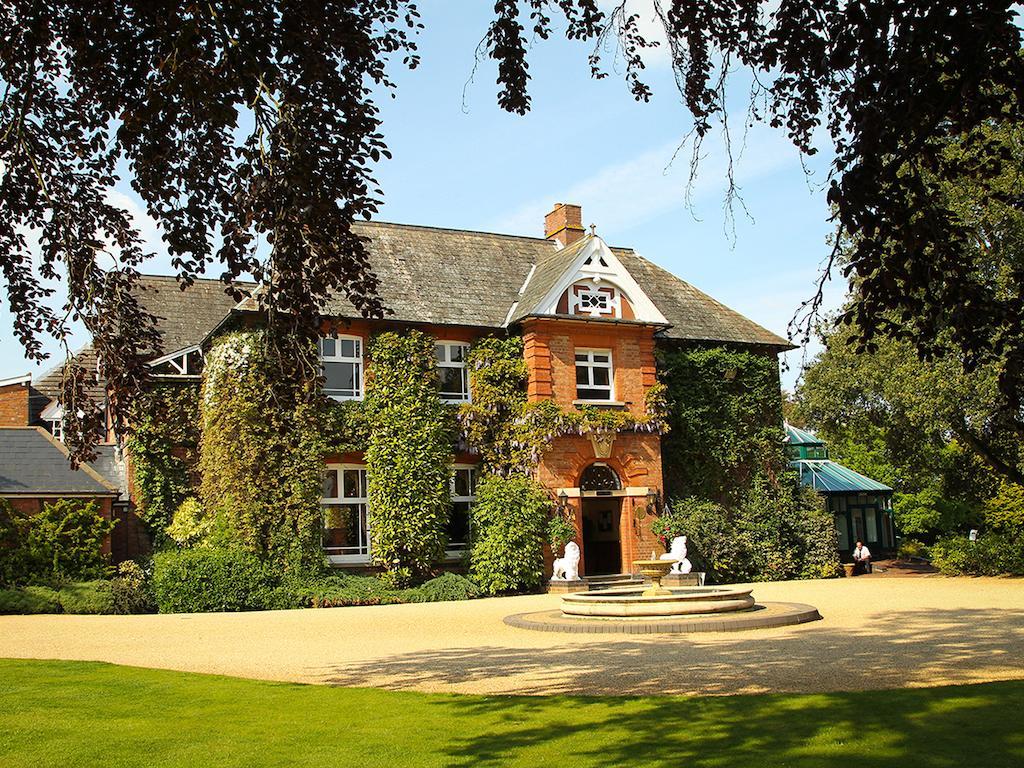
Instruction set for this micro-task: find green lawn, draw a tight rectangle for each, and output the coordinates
[1,659,1022,767]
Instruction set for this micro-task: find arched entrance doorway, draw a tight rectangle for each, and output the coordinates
[579,463,622,575]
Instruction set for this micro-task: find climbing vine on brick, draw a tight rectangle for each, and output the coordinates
[364,331,455,587]
[124,383,200,543]
[459,338,668,475]
[199,330,325,566]
[658,345,787,503]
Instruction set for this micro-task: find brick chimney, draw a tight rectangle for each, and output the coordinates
[0,374,31,426]
[544,203,585,247]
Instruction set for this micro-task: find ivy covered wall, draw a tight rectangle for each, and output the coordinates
[198,330,325,566]
[364,331,454,586]
[124,382,200,545]
[657,344,787,504]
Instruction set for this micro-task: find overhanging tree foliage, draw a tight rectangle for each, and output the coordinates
[2,1,1022,464]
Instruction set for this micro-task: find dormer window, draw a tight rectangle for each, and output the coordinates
[575,349,614,401]
[320,336,363,400]
[435,342,470,403]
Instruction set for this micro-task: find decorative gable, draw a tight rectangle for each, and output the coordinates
[519,236,668,325]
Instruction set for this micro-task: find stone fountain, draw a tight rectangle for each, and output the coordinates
[506,541,821,634]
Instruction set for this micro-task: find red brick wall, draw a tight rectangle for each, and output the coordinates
[0,383,29,426]
[522,317,667,576]
[521,318,657,416]
[536,432,665,575]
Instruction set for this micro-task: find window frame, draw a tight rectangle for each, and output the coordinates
[321,463,371,564]
[320,335,364,401]
[435,341,471,403]
[445,464,477,558]
[574,348,615,402]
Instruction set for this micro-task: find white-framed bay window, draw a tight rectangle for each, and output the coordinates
[435,341,470,402]
[575,348,614,401]
[321,465,370,563]
[446,465,476,557]
[320,335,363,400]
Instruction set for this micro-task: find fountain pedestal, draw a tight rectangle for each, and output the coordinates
[633,559,674,597]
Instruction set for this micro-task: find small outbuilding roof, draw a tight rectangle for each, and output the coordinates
[791,459,893,494]
[0,427,119,496]
[784,423,824,446]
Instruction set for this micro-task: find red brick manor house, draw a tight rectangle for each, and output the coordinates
[0,204,790,576]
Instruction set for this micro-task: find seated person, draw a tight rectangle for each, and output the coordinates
[852,540,872,574]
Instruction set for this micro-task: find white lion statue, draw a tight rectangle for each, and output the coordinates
[551,541,581,581]
[660,535,692,574]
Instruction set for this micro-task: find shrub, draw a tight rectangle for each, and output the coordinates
[109,561,157,614]
[152,548,277,613]
[165,497,213,548]
[897,538,929,560]
[294,574,408,608]
[983,483,1024,536]
[408,573,480,603]
[547,513,576,554]
[662,497,756,583]
[470,473,550,595]
[0,586,60,614]
[661,479,840,583]
[57,581,114,614]
[1,499,115,585]
[931,533,1024,576]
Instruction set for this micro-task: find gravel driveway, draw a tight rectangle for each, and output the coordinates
[2,576,1022,696]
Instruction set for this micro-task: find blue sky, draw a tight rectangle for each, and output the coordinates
[0,2,846,390]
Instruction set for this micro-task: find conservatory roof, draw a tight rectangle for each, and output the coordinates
[783,423,824,446]
[791,459,893,494]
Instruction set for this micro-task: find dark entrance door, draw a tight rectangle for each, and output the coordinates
[581,496,622,575]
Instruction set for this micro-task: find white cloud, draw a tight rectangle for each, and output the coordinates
[490,123,802,239]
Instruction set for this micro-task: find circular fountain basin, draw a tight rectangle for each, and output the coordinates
[561,586,756,618]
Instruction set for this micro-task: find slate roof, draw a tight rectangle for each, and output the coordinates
[30,275,253,415]
[0,427,119,495]
[235,222,790,348]
[510,236,591,323]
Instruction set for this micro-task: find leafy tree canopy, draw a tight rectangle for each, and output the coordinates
[2,1,1022,463]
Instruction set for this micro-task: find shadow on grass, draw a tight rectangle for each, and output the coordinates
[433,680,1024,767]
[319,607,1024,696]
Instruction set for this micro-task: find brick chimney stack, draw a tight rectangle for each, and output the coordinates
[0,374,31,427]
[544,203,585,247]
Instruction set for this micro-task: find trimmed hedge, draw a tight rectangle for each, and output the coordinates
[294,572,481,608]
[55,581,114,614]
[0,582,114,615]
[406,572,481,603]
[0,586,61,614]
[153,548,483,613]
[152,549,279,613]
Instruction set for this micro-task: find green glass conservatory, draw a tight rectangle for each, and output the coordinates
[785,424,896,557]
